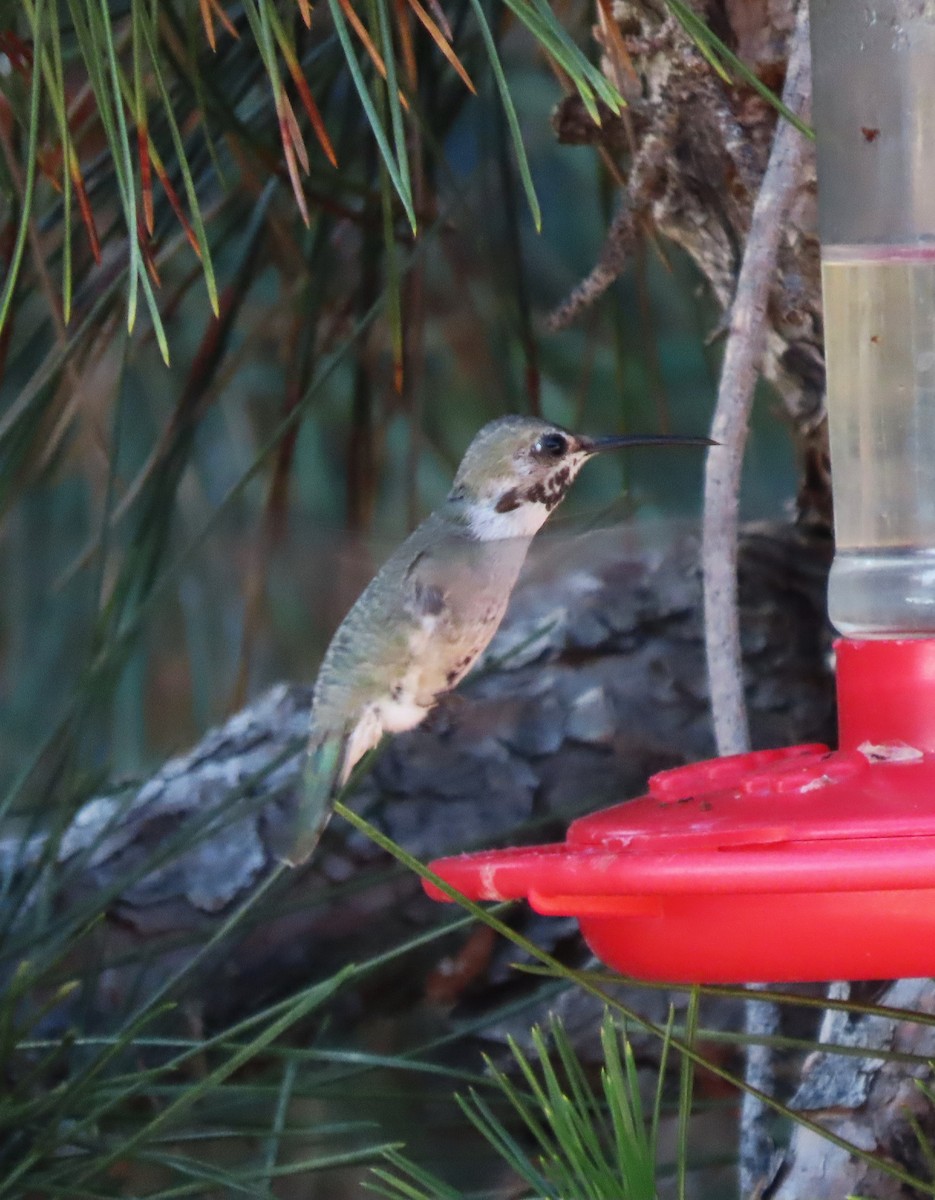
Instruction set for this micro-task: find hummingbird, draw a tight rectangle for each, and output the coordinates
[283,415,712,865]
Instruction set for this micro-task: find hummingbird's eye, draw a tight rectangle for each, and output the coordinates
[534,432,568,458]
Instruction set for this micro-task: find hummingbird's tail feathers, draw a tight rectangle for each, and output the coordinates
[281,729,349,866]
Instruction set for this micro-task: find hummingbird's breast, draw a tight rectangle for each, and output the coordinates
[312,517,532,743]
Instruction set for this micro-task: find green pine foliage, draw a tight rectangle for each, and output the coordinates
[0,0,625,353]
[369,1010,670,1200]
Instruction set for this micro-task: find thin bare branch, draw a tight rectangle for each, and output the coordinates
[702,0,812,758]
[697,8,813,1196]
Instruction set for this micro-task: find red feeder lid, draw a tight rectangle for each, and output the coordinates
[425,639,935,983]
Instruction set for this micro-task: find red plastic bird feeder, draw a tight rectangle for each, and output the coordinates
[424,2,935,983]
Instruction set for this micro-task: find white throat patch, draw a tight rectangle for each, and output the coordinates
[467,500,551,541]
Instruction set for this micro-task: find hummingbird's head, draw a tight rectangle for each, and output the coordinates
[447,415,713,541]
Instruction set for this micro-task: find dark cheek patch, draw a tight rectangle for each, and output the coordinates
[495,488,521,513]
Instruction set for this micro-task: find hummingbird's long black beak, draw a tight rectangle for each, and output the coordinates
[580,434,717,455]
